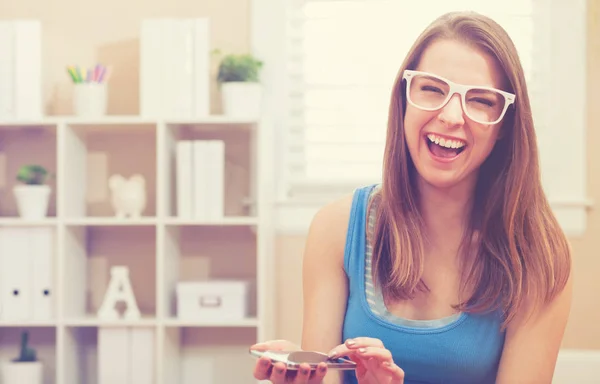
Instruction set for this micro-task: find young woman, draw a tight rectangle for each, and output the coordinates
[251,10,573,384]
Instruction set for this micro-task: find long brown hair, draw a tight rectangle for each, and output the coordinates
[371,11,571,326]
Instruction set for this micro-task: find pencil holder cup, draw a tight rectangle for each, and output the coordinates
[73,83,108,117]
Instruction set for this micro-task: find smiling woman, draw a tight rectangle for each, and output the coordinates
[251,9,573,384]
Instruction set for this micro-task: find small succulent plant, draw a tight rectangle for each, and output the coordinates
[16,164,51,185]
[13,331,37,362]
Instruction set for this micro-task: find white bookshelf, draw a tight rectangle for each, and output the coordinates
[0,115,276,384]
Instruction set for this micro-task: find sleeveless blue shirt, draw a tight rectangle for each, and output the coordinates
[341,185,506,384]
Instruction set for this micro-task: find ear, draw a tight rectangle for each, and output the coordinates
[108,174,125,190]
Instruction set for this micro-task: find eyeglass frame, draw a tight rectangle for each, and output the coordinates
[402,69,516,125]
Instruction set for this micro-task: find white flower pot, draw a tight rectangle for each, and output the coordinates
[221,82,262,118]
[1,361,43,384]
[13,185,51,220]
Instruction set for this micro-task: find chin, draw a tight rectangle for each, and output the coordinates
[417,171,466,190]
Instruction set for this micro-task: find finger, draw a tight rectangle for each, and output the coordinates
[363,355,404,384]
[382,361,405,383]
[346,354,368,380]
[328,337,385,358]
[308,363,328,384]
[292,364,311,384]
[345,337,385,349]
[269,362,288,383]
[351,346,394,363]
[253,357,273,380]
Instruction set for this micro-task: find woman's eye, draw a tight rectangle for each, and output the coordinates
[422,85,444,94]
[470,98,494,107]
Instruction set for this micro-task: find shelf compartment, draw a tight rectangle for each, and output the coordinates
[0,326,57,384]
[0,124,57,218]
[64,325,156,384]
[162,327,256,384]
[162,122,256,219]
[62,122,157,219]
[161,226,257,321]
[63,225,157,320]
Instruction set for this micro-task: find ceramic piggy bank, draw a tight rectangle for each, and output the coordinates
[108,174,147,218]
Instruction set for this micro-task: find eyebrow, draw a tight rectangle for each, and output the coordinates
[420,75,447,85]
[468,88,501,96]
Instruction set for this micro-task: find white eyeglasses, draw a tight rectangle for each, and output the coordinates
[402,70,516,125]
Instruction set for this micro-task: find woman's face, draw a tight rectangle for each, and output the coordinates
[403,38,508,191]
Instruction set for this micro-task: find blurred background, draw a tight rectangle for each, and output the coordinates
[0,0,597,383]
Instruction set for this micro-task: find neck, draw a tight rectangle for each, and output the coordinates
[417,176,476,250]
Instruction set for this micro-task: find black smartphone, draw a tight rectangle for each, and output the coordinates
[250,349,356,370]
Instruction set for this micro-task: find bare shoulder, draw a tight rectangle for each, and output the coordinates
[304,193,355,266]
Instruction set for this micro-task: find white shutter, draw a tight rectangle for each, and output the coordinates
[285,0,536,191]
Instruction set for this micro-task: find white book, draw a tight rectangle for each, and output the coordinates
[29,227,54,320]
[160,19,177,118]
[193,18,210,117]
[140,19,165,117]
[169,19,195,118]
[0,22,15,118]
[176,140,194,218]
[193,140,209,220]
[207,140,225,219]
[14,20,42,119]
[129,328,155,384]
[98,327,130,384]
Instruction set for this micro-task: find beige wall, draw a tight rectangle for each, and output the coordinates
[274,2,600,350]
[3,0,599,351]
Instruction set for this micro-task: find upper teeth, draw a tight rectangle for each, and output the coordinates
[427,134,466,149]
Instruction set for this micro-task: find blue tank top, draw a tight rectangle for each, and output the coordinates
[341,185,506,384]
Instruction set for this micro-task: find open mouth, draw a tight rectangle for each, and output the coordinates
[425,133,467,159]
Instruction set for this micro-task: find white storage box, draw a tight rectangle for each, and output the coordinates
[176,280,249,321]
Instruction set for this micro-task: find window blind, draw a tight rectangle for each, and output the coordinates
[284,0,536,192]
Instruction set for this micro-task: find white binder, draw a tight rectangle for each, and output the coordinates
[0,227,33,321]
[29,227,54,320]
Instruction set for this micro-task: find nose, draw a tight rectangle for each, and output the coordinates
[437,94,465,127]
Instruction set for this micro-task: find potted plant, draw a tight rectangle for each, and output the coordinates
[1,331,43,384]
[13,164,52,220]
[216,51,264,118]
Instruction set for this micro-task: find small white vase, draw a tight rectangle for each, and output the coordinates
[13,185,51,220]
[1,361,43,384]
[221,82,262,118]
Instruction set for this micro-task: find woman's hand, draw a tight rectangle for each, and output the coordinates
[328,337,404,384]
[250,340,329,383]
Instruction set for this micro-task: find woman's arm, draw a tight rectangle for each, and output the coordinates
[495,273,573,384]
[301,195,354,383]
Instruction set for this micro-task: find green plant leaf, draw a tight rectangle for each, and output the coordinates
[217,53,263,83]
[16,164,50,185]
